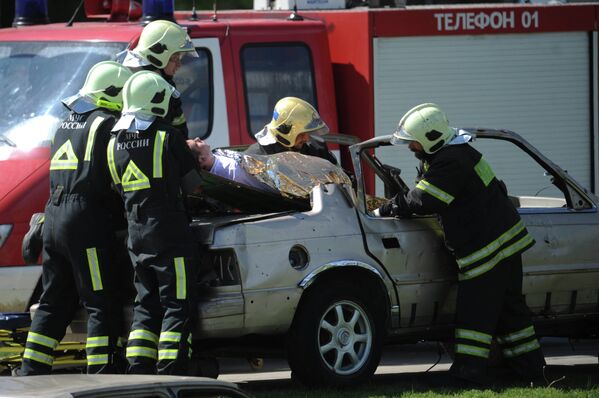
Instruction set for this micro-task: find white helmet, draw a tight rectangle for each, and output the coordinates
[131,20,197,69]
[113,70,180,132]
[391,103,455,154]
[62,61,132,113]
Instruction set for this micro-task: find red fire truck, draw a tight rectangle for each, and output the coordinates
[0,0,597,314]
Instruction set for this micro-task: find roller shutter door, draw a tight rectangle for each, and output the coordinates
[374,32,591,197]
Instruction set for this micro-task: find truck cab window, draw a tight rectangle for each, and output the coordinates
[174,48,212,140]
[0,41,125,149]
[241,44,316,137]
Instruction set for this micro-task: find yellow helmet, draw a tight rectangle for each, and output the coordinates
[122,71,178,118]
[261,97,329,148]
[132,20,196,69]
[391,103,455,154]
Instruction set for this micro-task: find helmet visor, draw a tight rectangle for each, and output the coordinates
[180,37,199,58]
[303,115,326,132]
[390,127,415,146]
[308,125,329,137]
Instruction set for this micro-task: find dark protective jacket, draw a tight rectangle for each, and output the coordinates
[107,120,199,258]
[162,74,188,139]
[21,108,124,375]
[380,143,534,281]
[245,139,338,165]
[49,109,122,219]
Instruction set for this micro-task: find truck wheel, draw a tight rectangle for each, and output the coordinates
[287,282,384,386]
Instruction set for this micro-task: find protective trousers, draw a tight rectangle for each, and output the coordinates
[450,254,545,383]
[125,220,198,376]
[21,194,119,375]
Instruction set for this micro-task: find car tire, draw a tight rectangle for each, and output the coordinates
[287,280,384,387]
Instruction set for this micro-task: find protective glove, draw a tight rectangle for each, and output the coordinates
[377,193,412,218]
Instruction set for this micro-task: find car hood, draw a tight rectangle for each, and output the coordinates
[0,374,245,398]
[0,147,49,203]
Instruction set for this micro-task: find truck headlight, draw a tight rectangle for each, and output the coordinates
[0,224,13,248]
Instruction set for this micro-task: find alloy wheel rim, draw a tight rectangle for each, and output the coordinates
[317,300,373,376]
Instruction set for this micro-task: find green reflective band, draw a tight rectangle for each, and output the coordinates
[456,343,490,359]
[86,247,103,291]
[153,130,165,178]
[502,339,541,358]
[458,221,526,268]
[158,349,179,361]
[456,328,492,345]
[122,160,150,192]
[84,116,105,162]
[474,157,495,187]
[187,334,192,345]
[497,326,535,345]
[416,179,454,205]
[107,137,121,185]
[129,329,159,344]
[174,257,187,299]
[126,346,157,360]
[26,332,58,349]
[459,234,534,281]
[87,354,109,365]
[86,336,109,348]
[50,140,79,170]
[172,114,186,125]
[39,215,45,224]
[23,348,54,366]
[96,99,122,112]
[160,331,182,343]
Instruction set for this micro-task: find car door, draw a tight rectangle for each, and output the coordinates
[355,143,457,329]
[471,133,599,319]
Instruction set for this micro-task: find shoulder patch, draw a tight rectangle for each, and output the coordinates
[50,140,78,170]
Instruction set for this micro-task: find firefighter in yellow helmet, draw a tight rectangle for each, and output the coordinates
[376,103,545,386]
[246,97,337,164]
[121,19,198,139]
[18,61,132,376]
[107,71,201,375]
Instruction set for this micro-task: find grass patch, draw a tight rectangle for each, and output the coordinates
[251,388,599,398]
[244,365,599,398]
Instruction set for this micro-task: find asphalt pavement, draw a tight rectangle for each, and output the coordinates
[218,337,599,385]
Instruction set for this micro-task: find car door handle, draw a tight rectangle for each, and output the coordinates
[382,237,400,249]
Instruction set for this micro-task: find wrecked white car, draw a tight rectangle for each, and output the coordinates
[27,129,599,386]
[175,129,598,386]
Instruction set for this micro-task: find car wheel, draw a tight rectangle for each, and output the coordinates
[287,281,384,386]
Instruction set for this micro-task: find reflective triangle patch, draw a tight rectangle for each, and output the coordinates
[121,160,150,192]
[50,140,78,170]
